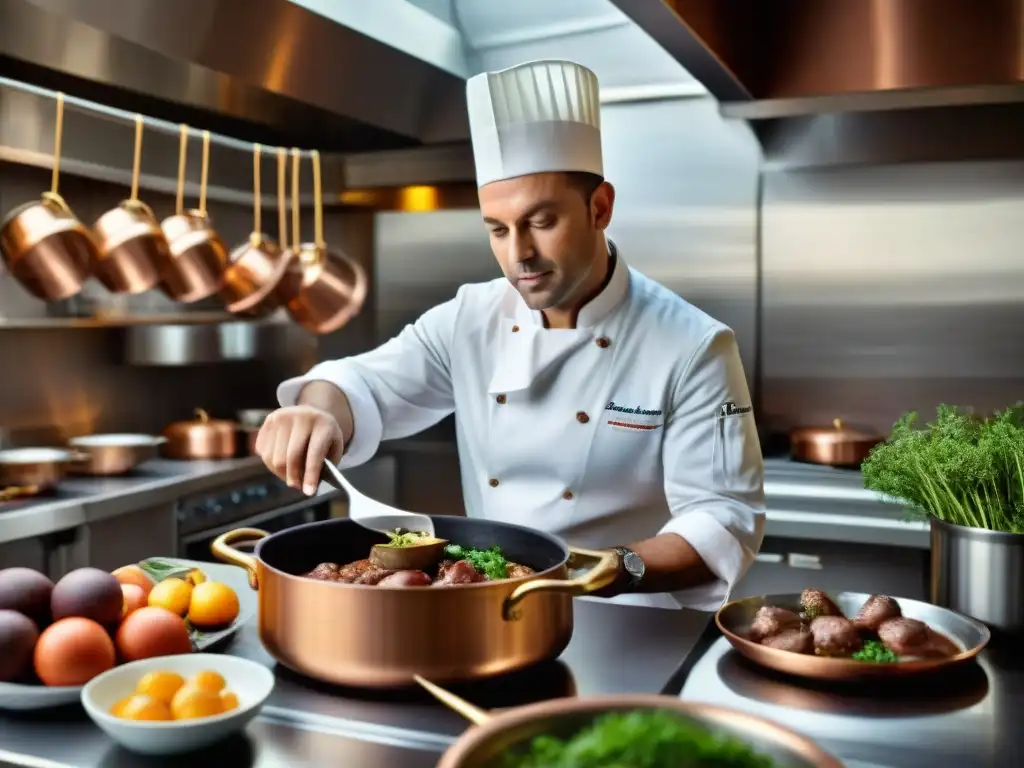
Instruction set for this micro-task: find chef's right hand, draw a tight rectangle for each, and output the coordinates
[256,405,344,496]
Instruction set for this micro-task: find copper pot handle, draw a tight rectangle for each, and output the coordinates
[249,144,264,249]
[175,124,188,216]
[277,147,288,247]
[502,547,619,621]
[211,527,267,590]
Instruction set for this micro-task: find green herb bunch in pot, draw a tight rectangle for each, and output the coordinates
[862,404,1024,639]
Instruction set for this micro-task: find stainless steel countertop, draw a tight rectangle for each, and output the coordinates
[681,636,1023,768]
[0,458,269,544]
[0,560,713,767]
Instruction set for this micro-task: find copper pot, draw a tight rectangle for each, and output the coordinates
[91,116,168,294]
[789,418,882,467]
[281,149,367,335]
[162,408,237,459]
[67,434,167,476]
[429,690,843,768]
[211,517,618,688]
[158,127,228,303]
[221,145,290,316]
[0,94,95,301]
[0,447,87,494]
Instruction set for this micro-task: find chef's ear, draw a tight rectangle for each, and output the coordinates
[590,182,615,231]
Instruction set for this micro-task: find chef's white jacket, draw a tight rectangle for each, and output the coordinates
[278,249,765,611]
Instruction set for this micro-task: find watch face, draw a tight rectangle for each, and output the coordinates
[621,550,645,580]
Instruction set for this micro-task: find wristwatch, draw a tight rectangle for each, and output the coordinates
[613,546,646,593]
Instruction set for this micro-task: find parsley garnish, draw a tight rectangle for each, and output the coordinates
[852,640,898,663]
[443,543,508,580]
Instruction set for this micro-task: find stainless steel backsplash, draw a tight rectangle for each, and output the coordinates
[761,161,1024,436]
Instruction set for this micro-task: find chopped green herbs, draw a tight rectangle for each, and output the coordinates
[852,640,898,663]
[443,543,509,580]
[381,529,436,548]
[862,404,1024,533]
[495,710,778,768]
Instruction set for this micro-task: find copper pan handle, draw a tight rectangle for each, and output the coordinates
[175,124,188,216]
[502,546,619,621]
[197,130,211,217]
[290,148,301,253]
[121,115,156,219]
[413,675,490,725]
[277,148,288,247]
[249,144,263,248]
[40,93,70,212]
[210,527,267,590]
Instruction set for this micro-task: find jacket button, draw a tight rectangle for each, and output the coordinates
[576,411,589,424]
[511,325,520,333]
[489,478,500,488]
[595,336,611,349]
[562,490,574,500]
[496,394,507,404]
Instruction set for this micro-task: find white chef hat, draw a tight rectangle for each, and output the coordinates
[466,60,603,188]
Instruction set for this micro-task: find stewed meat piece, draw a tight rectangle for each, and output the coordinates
[378,570,432,587]
[506,562,536,579]
[435,560,486,585]
[854,595,902,631]
[749,606,802,642]
[800,589,844,620]
[876,617,930,655]
[809,616,863,656]
[762,627,814,654]
[304,562,342,581]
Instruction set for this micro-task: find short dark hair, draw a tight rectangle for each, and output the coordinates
[565,171,605,203]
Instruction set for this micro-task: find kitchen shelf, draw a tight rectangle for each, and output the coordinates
[0,312,290,329]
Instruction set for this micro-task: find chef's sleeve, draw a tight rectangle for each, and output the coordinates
[659,327,765,612]
[275,294,459,469]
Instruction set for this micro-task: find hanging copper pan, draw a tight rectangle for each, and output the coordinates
[220,144,290,316]
[0,93,96,301]
[789,418,882,467]
[91,115,168,294]
[158,127,228,302]
[280,149,368,335]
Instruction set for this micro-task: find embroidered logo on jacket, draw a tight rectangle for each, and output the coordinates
[719,401,753,418]
[605,400,663,432]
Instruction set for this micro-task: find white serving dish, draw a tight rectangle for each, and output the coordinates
[81,653,274,755]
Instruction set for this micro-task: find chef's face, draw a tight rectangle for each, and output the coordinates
[480,172,615,312]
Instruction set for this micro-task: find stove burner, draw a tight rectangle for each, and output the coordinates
[274,659,577,709]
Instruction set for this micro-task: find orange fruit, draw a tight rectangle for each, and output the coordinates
[121,584,147,617]
[115,606,193,662]
[109,697,132,717]
[118,694,172,721]
[187,582,239,629]
[148,578,192,617]
[170,683,223,720]
[135,670,185,703]
[220,691,239,712]
[190,669,226,694]
[112,565,155,599]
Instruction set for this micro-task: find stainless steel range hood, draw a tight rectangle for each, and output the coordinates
[611,0,1024,167]
[0,0,471,151]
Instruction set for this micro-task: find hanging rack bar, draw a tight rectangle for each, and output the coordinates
[0,75,316,157]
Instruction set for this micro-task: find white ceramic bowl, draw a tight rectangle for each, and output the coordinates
[81,654,274,756]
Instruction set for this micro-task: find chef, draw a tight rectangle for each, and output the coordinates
[258,59,765,611]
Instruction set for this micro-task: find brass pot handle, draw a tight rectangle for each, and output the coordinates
[502,546,619,621]
[248,143,263,249]
[210,527,267,590]
[277,147,288,248]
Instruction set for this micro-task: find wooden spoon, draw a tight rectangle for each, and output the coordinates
[370,537,449,571]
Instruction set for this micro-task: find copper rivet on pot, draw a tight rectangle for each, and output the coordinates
[576,411,589,424]
[488,478,499,488]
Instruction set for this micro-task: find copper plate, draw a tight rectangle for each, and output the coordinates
[435,694,843,768]
[716,592,990,681]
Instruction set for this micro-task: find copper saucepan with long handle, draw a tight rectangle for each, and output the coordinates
[158,126,228,302]
[91,115,168,294]
[419,678,844,768]
[220,144,290,316]
[280,149,368,334]
[211,516,618,688]
[0,93,96,301]
[0,448,88,495]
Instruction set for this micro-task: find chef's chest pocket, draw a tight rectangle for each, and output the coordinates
[712,412,762,493]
